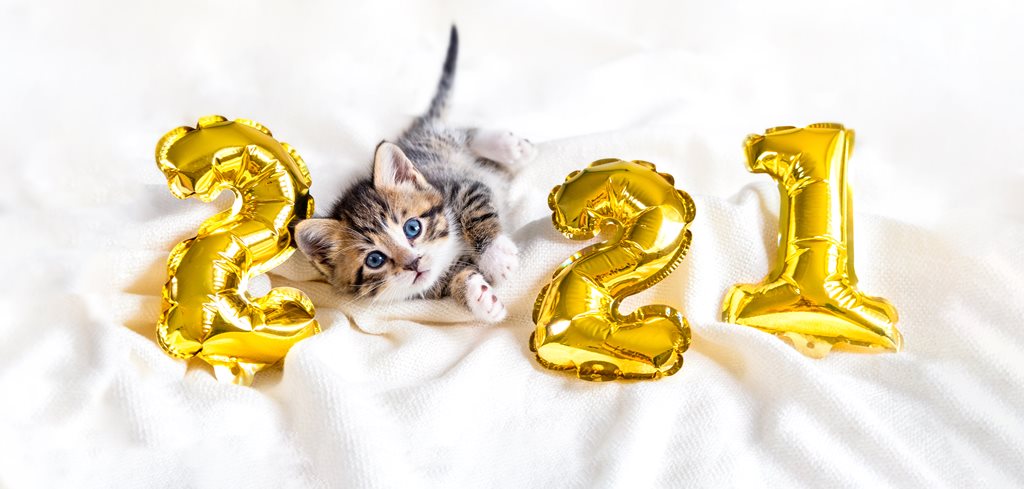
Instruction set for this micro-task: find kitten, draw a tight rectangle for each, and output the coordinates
[295,26,535,323]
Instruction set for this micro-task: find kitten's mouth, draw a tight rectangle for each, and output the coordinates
[413,270,430,284]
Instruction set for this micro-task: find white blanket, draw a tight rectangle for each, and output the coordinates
[2,0,1022,487]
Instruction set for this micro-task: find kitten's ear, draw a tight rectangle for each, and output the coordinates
[295,218,344,269]
[373,141,431,190]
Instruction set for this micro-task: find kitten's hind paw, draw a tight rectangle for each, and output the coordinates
[479,234,519,285]
[465,273,507,323]
[471,129,537,166]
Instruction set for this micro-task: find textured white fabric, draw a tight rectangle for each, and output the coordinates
[2,0,1022,487]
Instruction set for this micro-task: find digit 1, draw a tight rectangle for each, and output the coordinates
[722,123,902,358]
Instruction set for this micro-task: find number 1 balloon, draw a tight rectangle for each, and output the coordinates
[532,159,695,381]
[722,123,901,358]
[155,115,320,385]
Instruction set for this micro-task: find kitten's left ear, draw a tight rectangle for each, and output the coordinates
[295,218,344,270]
[373,141,431,190]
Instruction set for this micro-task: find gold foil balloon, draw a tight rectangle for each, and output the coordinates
[531,159,695,381]
[155,115,320,385]
[722,123,901,358]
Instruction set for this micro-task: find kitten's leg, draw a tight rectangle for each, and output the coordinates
[454,183,520,285]
[451,268,507,323]
[478,234,518,285]
[468,129,537,167]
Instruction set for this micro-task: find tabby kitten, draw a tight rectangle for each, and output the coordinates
[295,26,535,322]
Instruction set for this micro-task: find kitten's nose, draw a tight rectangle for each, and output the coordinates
[403,257,421,272]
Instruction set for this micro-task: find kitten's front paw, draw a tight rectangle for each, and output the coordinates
[479,234,519,285]
[472,129,537,166]
[465,273,507,323]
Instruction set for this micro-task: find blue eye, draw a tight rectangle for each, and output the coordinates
[365,251,386,269]
[403,218,422,239]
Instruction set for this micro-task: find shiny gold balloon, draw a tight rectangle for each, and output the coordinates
[722,123,901,358]
[531,159,695,381]
[155,115,320,385]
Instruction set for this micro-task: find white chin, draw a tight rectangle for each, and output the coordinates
[410,273,436,292]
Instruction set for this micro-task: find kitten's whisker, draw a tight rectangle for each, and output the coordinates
[332,281,386,310]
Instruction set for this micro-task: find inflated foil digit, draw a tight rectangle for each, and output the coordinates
[531,159,695,381]
[155,115,320,385]
[722,123,902,358]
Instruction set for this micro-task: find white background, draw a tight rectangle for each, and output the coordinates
[1,1,1022,487]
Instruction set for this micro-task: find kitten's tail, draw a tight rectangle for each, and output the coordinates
[424,25,458,121]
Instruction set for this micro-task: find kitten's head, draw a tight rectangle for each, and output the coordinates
[296,142,459,301]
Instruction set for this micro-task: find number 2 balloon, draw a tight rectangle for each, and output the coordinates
[155,116,321,385]
[722,123,902,358]
[531,159,695,381]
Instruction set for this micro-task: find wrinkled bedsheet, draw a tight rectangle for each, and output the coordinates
[2,0,1022,487]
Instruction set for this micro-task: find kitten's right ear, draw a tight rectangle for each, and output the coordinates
[373,141,431,190]
[295,218,344,268]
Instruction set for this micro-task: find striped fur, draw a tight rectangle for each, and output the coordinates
[295,25,532,319]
